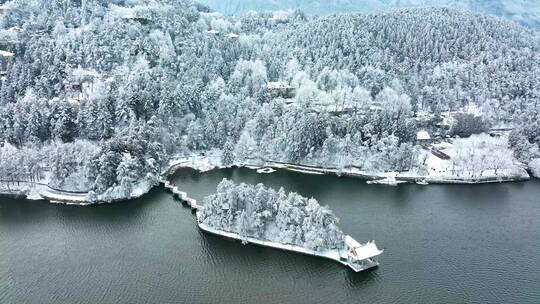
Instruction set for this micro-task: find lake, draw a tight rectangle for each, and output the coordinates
[1,168,539,303]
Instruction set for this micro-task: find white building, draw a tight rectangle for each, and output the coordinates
[345,236,383,272]
[65,67,101,102]
[266,81,296,99]
[416,130,432,145]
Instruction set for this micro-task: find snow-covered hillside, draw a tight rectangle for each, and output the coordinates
[199,0,540,29]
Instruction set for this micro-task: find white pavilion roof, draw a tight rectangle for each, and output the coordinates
[417,130,431,140]
[345,235,362,248]
[346,236,384,261]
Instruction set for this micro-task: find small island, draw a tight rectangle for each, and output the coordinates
[197,179,383,272]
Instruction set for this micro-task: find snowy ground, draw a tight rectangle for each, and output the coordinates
[0,181,49,199]
[0,178,153,205]
[0,181,90,204]
[418,134,529,182]
[166,136,529,185]
[167,150,225,174]
[39,188,88,204]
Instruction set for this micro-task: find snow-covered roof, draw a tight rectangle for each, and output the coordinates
[417,130,431,140]
[345,235,362,248]
[207,29,220,35]
[227,32,239,39]
[369,105,383,111]
[355,242,383,260]
[7,26,23,32]
[71,67,100,78]
[267,81,293,89]
[346,237,384,261]
[0,50,14,57]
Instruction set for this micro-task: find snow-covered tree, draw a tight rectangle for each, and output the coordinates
[201,179,345,251]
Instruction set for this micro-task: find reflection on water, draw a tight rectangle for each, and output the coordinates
[1,169,539,304]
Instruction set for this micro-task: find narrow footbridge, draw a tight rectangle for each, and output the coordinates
[161,179,200,210]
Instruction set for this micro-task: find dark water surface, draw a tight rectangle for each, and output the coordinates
[1,168,539,304]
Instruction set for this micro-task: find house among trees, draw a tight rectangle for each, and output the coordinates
[65,68,100,102]
[227,32,239,39]
[122,14,150,25]
[207,29,220,35]
[267,81,296,99]
[7,26,23,33]
[416,130,432,145]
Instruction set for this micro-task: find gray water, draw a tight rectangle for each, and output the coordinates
[1,168,539,304]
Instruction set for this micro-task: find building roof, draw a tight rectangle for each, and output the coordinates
[207,29,220,35]
[267,81,293,89]
[7,26,23,32]
[0,50,14,57]
[71,67,100,79]
[354,242,384,260]
[346,236,384,261]
[227,32,239,39]
[345,235,362,248]
[417,130,431,140]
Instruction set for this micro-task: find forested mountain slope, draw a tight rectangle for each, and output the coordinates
[0,0,257,198]
[0,1,538,201]
[199,0,540,30]
[266,8,539,116]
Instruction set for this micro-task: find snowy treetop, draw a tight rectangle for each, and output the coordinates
[200,179,345,251]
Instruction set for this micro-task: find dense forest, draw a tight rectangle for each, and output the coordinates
[200,179,345,251]
[199,0,540,30]
[0,0,538,200]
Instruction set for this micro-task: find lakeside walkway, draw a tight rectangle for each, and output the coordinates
[0,180,90,204]
[1,153,531,205]
[239,159,530,185]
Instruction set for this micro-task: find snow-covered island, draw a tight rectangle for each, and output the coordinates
[197,179,383,272]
